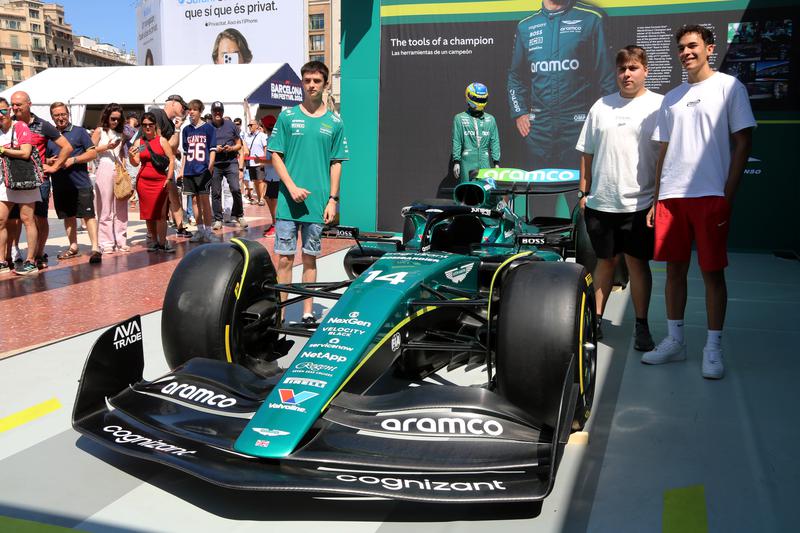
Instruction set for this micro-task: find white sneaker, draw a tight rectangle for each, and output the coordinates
[702,347,724,379]
[212,220,223,231]
[641,336,687,365]
[236,217,249,228]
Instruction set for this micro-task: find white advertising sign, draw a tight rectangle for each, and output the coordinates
[138,0,304,71]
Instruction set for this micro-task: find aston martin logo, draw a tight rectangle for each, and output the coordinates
[444,263,474,284]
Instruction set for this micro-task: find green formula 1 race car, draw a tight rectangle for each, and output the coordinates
[73,169,600,503]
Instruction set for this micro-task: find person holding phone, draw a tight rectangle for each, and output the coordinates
[129,112,176,253]
[92,103,130,253]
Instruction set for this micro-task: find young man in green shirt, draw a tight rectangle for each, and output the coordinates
[268,61,349,324]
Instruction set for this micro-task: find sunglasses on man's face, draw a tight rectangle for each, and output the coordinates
[109,116,121,122]
[0,109,10,116]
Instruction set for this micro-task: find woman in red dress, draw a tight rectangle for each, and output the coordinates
[128,112,175,252]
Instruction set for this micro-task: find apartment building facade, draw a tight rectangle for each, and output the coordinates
[0,0,134,91]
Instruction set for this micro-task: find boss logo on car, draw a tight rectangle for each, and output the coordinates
[379,417,504,436]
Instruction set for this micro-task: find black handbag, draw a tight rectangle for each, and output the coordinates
[142,138,170,173]
[1,127,44,190]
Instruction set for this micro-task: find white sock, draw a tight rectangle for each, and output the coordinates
[667,320,685,343]
[706,330,722,350]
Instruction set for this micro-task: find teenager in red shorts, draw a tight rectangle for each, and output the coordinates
[643,25,755,379]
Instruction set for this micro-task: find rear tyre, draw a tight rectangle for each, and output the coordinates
[495,262,596,431]
[161,243,278,369]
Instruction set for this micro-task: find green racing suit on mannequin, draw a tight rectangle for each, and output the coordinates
[507,1,615,170]
[451,109,501,182]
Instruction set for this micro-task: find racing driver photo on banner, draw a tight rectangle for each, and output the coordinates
[507,0,615,172]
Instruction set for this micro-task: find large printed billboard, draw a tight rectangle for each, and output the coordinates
[137,0,304,71]
[376,0,799,251]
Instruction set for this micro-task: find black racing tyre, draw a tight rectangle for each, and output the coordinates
[161,243,277,369]
[574,208,629,289]
[495,262,597,431]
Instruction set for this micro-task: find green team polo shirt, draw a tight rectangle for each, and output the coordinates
[268,107,349,223]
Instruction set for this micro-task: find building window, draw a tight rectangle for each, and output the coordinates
[310,34,325,52]
[29,9,39,19]
[6,20,21,30]
[309,14,324,30]
[33,38,42,50]
[31,23,40,32]
[310,54,325,63]
[12,52,21,61]
[11,35,19,48]
[13,67,22,81]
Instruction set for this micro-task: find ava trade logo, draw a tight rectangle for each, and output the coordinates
[279,389,318,405]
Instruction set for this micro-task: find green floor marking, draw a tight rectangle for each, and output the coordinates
[663,484,708,533]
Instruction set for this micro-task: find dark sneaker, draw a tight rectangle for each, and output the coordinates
[176,227,193,238]
[35,255,48,270]
[160,243,176,254]
[89,251,102,264]
[14,260,38,276]
[634,323,655,351]
[301,314,316,326]
[0,261,10,273]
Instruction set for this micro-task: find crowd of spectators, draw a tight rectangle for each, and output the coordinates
[0,90,277,273]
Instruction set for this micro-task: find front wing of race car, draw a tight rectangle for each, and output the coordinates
[73,316,579,503]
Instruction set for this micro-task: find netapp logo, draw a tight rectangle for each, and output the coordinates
[284,377,327,388]
[336,474,506,492]
[301,351,347,363]
[160,381,237,408]
[531,59,580,73]
[113,321,142,349]
[103,425,196,456]
[379,417,504,436]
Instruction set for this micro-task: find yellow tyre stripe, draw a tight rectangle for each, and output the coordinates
[229,238,250,300]
[578,292,586,395]
[224,324,233,364]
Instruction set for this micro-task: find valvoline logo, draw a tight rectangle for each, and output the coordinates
[278,389,318,405]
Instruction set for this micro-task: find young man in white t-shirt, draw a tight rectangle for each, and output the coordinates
[576,45,663,351]
[642,25,755,379]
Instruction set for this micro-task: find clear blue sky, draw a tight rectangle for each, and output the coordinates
[58,0,138,52]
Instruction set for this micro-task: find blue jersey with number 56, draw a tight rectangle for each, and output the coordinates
[181,122,217,176]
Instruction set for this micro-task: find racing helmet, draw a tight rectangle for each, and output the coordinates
[465,82,489,111]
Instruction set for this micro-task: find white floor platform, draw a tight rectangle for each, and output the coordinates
[1,251,798,532]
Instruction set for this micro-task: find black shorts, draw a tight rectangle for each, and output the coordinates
[248,166,265,181]
[265,180,279,199]
[8,180,50,219]
[183,171,212,196]
[584,207,653,261]
[53,179,95,219]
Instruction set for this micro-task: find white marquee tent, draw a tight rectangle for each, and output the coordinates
[0,63,302,126]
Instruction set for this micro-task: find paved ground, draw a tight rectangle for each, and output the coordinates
[1,248,798,532]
